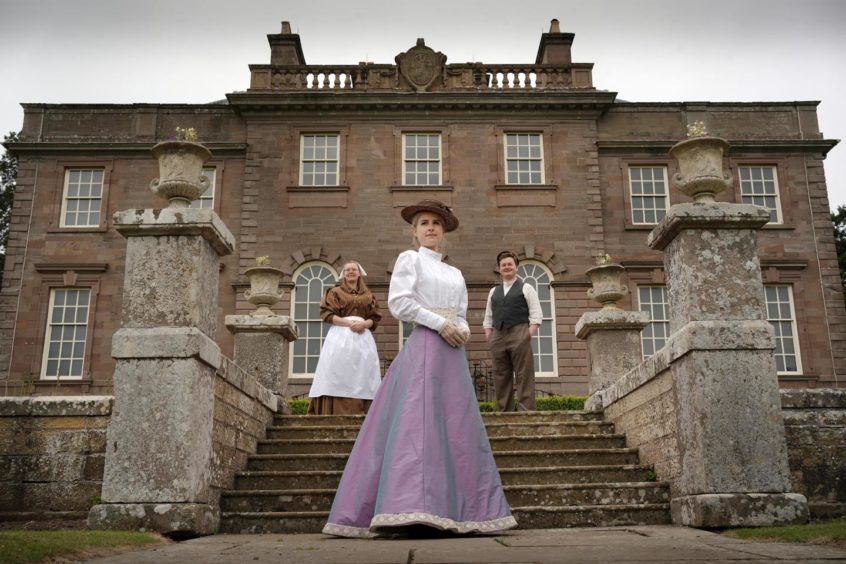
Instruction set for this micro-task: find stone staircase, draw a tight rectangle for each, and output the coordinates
[219,411,671,533]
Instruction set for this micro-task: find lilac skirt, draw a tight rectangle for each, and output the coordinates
[322,326,517,538]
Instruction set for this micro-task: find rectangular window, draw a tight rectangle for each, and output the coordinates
[403,133,441,186]
[60,169,104,227]
[639,285,669,358]
[765,285,802,374]
[190,168,216,209]
[300,134,339,186]
[739,166,782,223]
[41,288,91,379]
[504,133,544,185]
[629,166,669,224]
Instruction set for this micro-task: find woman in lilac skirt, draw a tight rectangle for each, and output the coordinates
[322,199,517,538]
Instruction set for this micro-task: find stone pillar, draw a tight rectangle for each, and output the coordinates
[576,309,649,411]
[649,200,808,527]
[88,208,234,537]
[225,315,298,410]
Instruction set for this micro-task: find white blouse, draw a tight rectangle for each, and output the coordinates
[388,247,469,333]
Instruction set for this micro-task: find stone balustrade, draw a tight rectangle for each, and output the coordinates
[249,62,593,92]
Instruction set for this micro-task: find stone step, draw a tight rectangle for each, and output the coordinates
[498,465,655,486]
[264,421,615,440]
[219,503,671,534]
[273,411,602,428]
[256,434,626,455]
[234,465,653,490]
[245,449,641,472]
[219,482,670,513]
[512,504,672,528]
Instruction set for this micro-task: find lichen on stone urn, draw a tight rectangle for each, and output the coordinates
[669,132,732,203]
[244,257,285,316]
[149,132,212,208]
[585,258,628,309]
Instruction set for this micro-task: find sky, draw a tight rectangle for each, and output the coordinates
[2,0,845,208]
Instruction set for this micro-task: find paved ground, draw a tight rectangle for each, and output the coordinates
[87,526,846,563]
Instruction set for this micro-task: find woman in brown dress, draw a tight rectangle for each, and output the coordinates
[307,261,382,415]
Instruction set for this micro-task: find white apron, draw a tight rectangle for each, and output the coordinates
[308,316,382,399]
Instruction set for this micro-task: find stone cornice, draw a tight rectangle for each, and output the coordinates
[4,141,247,157]
[226,90,618,116]
[34,263,109,273]
[596,139,838,156]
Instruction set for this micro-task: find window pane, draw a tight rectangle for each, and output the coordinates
[291,263,337,376]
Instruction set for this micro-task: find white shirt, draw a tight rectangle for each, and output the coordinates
[482,278,543,330]
[388,247,470,333]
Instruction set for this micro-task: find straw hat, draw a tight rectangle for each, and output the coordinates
[400,199,459,232]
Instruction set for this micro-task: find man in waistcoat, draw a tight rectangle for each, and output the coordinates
[483,250,543,411]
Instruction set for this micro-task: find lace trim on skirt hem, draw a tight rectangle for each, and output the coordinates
[323,513,517,538]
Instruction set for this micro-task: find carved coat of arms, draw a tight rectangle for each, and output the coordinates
[395,38,447,92]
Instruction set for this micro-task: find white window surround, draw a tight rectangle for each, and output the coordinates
[517,261,557,377]
[299,134,339,187]
[402,133,442,186]
[765,284,802,374]
[638,285,669,358]
[738,165,783,224]
[40,288,91,380]
[289,262,338,378]
[628,166,669,225]
[190,168,216,209]
[504,133,544,185]
[60,169,104,228]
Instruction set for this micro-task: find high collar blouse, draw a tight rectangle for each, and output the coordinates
[388,246,469,332]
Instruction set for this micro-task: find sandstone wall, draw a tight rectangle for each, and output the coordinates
[781,389,846,518]
[0,396,111,522]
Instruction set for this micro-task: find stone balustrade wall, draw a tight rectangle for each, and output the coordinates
[210,357,276,507]
[781,389,846,518]
[0,356,276,525]
[0,396,111,523]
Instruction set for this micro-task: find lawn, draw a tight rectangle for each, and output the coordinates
[0,530,165,564]
[724,518,846,548]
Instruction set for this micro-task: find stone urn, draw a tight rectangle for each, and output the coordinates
[244,266,285,316]
[149,141,212,207]
[669,136,732,202]
[585,263,628,309]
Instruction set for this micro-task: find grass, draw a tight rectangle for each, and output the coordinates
[290,395,587,415]
[0,530,165,564]
[724,518,846,547]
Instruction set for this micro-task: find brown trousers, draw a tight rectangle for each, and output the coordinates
[489,323,536,412]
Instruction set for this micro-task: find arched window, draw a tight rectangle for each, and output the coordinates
[517,261,557,377]
[290,262,338,377]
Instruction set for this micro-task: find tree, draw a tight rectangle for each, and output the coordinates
[0,131,19,289]
[832,204,846,303]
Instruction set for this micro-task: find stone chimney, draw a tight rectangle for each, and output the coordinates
[268,21,306,65]
[535,18,575,65]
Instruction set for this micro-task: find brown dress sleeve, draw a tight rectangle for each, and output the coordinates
[365,293,382,332]
[320,288,345,324]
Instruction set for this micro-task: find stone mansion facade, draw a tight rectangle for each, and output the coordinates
[1,20,843,398]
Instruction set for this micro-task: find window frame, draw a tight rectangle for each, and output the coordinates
[288,261,339,379]
[52,163,113,232]
[516,260,557,378]
[401,133,442,186]
[298,133,341,187]
[735,164,784,225]
[189,165,221,211]
[637,285,670,359]
[764,284,803,375]
[398,320,415,349]
[627,165,670,226]
[32,266,105,382]
[39,288,93,380]
[502,132,546,186]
